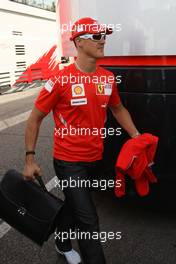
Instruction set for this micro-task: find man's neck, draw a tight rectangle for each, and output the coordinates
[75,57,96,73]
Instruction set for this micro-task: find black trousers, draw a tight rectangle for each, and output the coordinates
[53,158,106,264]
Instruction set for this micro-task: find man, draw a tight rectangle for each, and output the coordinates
[23,17,140,264]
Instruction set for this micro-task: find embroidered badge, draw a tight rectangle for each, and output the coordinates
[72,84,85,97]
[104,83,112,95]
[44,79,55,93]
[71,98,87,106]
[96,83,105,95]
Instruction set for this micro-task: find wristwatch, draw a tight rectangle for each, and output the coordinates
[26,151,35,156]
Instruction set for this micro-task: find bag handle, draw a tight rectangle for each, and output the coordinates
[34,174,48,192]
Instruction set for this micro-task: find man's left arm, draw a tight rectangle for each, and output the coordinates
[109,102,140,138]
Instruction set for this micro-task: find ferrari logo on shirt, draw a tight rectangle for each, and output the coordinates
[72,84,85,97]
[96,83,112,96]
[96,83,105,95]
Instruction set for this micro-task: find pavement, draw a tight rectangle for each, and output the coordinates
[0,84,176,264]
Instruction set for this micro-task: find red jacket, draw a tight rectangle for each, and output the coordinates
[115,133,159,197]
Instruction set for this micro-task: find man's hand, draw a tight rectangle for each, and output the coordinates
[23,161,42,181]
[131,131,141,138]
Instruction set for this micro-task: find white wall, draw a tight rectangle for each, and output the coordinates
[0,0,60,86]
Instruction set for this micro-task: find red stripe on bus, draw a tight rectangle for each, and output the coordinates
[97,56,176,66]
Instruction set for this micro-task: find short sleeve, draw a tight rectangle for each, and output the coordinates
[108,78,121,107]
[35,77,60,114]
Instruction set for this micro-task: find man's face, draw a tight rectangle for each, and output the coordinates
[76,34,106,59]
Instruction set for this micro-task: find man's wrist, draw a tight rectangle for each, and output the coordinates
[130,131,141,138]
[25,151,35,164]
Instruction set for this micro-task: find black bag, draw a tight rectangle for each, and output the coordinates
[0,169,64,246]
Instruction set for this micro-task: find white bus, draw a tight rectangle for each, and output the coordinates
[57,0,176,206]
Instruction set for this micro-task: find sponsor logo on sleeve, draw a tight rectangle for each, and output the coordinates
[44,79,55,93]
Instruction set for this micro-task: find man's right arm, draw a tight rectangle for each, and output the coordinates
[23,76,60,180]
[23,106,47,180]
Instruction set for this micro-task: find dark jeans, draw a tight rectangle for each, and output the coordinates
[53,158,106,264]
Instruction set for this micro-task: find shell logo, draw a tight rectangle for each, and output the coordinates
[74,86,83,95]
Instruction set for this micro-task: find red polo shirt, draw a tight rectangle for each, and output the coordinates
[35,63,121,162]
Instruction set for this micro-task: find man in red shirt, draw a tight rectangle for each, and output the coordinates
[23,17,140,264]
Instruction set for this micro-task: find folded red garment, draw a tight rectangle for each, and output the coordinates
[115,133,159,197]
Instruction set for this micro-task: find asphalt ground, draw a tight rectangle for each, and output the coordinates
[0,84,176,264]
